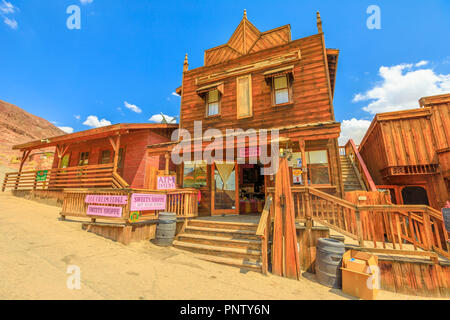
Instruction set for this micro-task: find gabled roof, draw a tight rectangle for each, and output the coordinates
[204,11,291,66]
[13,123,178,151]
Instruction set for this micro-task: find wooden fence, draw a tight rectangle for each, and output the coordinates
[60,187,199,223]
[267,186,449,259]
[2,164,129,191]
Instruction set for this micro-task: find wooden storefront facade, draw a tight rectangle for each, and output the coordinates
[359,93,450,211]
[148,12,344,216]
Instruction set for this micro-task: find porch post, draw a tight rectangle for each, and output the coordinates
[298,139,308,186]
[165,152,170,175]
[111,135,121,173]
[16,150,30,190]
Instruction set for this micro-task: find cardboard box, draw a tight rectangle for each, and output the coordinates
[346,258,367,273]
[341,250,379,300]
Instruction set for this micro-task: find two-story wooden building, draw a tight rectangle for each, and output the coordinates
[148,11,344,216]
[359,93,450,210]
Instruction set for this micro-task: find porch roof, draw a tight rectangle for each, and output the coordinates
[147,120,340,155]
[13,123,178,151]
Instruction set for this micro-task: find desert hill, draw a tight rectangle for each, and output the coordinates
[0,99,66,170]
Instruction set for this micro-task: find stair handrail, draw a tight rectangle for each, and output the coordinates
[344,139,377,192]
[256,195,273,275]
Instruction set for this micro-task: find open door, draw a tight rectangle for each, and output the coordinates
[211,161,239,216]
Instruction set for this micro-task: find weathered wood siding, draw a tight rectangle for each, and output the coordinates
[180,33,334,134]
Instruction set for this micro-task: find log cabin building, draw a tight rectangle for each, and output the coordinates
[359,93,450,211]
[5,123,177,190]
[148,11,345,216]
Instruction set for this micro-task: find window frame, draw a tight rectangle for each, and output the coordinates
[271,74,293,106]
[78,151,90,166]
[205,88,221,118]
[99,149,112,165]
[236,74,253,119]
[305,149,331,186]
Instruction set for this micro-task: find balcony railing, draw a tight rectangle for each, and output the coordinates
[2,164,129,191]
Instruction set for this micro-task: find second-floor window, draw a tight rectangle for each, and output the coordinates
[237,74,252,118]
[206,89,220,116]
[273,75,291,105]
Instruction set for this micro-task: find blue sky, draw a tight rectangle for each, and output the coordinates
[1,0,449,143]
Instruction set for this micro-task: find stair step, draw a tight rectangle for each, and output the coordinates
[173,240,261,261]
[185,226,260,240]
[177,233,261,250]
[188,220,258,231]
[191,253,262,272]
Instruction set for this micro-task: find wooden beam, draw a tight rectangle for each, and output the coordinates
[112,135,121,173]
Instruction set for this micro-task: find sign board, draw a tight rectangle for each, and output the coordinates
[85,194,128,205]
[36,170,48,182]
[130,193,167,211]
[87,205,122,218]
[293,168,303,185]
[443,208,450,232]
[238,147,261,158]
[157,176,176,190]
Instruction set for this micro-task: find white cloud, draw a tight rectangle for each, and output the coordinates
[124,101,142,114]
[3,16,17,29]
[148,113,177,124]
[415,60,428,67]
[83,115,112,128]
[338,118,372,145]
[0,0,14,14]
[80,0,93,4]
[58,126,74,134]
[74,115,81,120]
[353,62,450,114]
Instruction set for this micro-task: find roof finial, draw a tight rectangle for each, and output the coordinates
[243,9,247,19]
[316,11,323,33]
[183,53,189,72]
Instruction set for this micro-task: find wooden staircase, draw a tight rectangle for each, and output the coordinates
[340,155,366,192]
[173,219,263,273]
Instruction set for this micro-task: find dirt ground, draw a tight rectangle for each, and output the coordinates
[0,192,442,300]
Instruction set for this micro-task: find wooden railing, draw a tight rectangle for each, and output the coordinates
[343,139,377,191]
[2,164,130,191]
[267,186,449,258]
[381,164,439,177]
[255,195,273,275]
[60,187,198,223]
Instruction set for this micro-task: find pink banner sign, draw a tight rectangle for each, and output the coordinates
[239,146,261,158]
[130,193,167,211]
[87,205,123,218]
[85,194,128,205]
[157,176,176,190]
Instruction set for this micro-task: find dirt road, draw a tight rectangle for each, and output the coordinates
[0,192,435,300]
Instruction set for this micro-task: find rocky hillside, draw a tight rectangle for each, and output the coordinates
[0,99,66,169]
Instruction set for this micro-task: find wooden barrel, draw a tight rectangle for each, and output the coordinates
[154,212,177,246]
[315,238,345,288]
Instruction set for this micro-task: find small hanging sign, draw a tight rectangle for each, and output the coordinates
[36,170,48,182]
[129,211,140,223]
